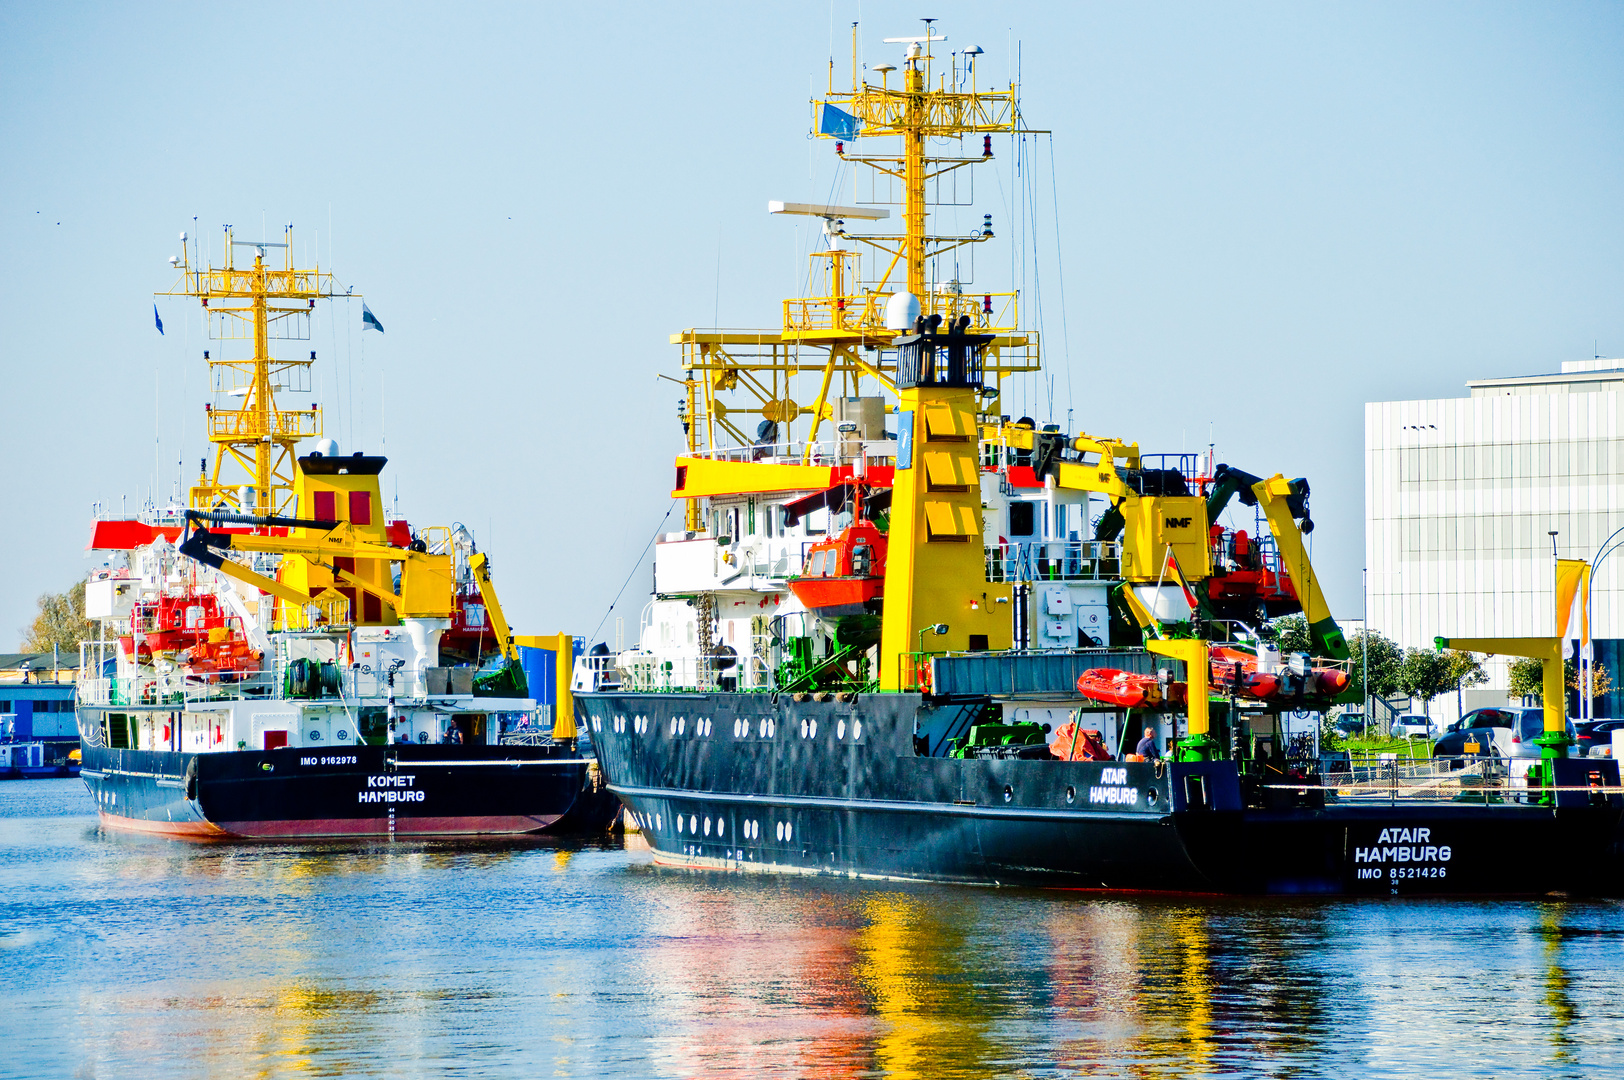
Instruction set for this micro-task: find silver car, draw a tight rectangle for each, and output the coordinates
[1507,707,1578,759]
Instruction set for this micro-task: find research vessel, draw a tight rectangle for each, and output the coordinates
[76,230,612,838]
[574,24,1623,895]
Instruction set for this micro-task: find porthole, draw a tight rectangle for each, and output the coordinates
[852,720,861,740]
[809,719,818,738]
[776,821,785,841]
[1147,788,1158,803]
[785,822,793,842]
[1065,786,1076,805]
[703,817,712,836]
[800,719,809,739]
[1003,784,1014,804]
[717,819,726,837]
[837,719,846,740]
[689,815,698,833]
[677,717,686,735]
[656,814,663,830]
[703,718,711,736]
[669,719,677,736]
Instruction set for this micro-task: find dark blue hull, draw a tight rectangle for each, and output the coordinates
[578,692,1624,895]
[80,743,617,838]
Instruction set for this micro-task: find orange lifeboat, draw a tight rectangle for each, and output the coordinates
[785,480,889,620]
[1075,668,1162,708]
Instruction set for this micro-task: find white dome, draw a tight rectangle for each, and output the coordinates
[884,291,920,331]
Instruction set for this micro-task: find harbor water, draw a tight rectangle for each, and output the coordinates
[4,778,1623,1079]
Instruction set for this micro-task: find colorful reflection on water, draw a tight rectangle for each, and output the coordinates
[4,778,1623,1079]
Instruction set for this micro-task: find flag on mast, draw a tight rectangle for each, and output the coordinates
[154,303,164,335]
[361,302,384,333]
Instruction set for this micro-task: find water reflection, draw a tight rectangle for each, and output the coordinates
[5,780,1624,1079]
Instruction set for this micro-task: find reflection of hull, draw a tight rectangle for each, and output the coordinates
[80,744,615,839]
[787,576,883,619]
[578,691,1624,895]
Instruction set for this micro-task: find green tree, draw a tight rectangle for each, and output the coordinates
[1398,648,1455,715]
[1348,629,1404,701]
[1444,650,1487,717]
[1508,656,1545,700]
[20,580,94,656]
[1263,614,1312,655]
[1509,656,1611,703]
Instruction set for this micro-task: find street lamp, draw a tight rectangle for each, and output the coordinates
[914,624,949,692]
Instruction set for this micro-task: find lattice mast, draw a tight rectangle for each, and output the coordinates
[159,226,345,516]
[672,22,1039,530]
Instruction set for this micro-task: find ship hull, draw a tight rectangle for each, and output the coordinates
[80,743,612,839]
[577,692,1624,895]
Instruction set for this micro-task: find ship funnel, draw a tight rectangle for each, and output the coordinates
[885,291,920,330]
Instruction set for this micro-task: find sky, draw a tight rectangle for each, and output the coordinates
[2,1,1621,650]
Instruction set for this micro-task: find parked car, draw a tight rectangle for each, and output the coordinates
[1507,708,1578,759]
[1576,719,1624,758]
[1444,707,1517,736]
[1334,714,1369,737]
[1433,724,1513,761]
[1392,714,1432,739]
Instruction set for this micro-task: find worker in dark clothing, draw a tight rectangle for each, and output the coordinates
[1134,725,1160,760]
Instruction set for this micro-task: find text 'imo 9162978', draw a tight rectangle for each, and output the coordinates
[573,23,1623,895]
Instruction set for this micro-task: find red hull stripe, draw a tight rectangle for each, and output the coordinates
[98,811,558,839]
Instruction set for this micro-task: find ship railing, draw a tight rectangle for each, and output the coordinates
[985,540,1121,583]
[683,439,896,467]
[781,291,1023,336]
[1282,754,1609,806]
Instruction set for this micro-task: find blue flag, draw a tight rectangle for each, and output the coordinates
[361,302,384,333]
[819,103,860,140]
[153,303,164,335]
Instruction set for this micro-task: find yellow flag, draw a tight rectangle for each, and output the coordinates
[1555,559,1591,644]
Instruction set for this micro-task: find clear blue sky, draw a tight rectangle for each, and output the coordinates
[2,1,1621,648]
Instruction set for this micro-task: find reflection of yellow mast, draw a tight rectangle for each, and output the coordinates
[159,226,342,515]
[856,893,993,1078]
[671,22,1040,527]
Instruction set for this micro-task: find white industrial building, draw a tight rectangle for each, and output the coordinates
[1365,358,1624,722]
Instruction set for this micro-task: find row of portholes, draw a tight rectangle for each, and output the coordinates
[666,716,714,737]
[799,719,819,739]
[835,718,861,741]
[732,717,779,738]
[651,814,789,843]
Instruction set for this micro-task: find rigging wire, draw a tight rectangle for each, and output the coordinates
[1047,133,1075,425]
[591,501,677,646]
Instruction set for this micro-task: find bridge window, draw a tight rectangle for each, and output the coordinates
[1009,502,1035,537]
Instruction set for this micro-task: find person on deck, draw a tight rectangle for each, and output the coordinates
[1134,726,1160,760]
[444,724,463,745]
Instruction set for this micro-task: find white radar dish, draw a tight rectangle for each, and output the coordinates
[768,201,888,221]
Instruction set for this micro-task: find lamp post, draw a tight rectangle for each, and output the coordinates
[917,623,948,690]
[1581,523,1624,724]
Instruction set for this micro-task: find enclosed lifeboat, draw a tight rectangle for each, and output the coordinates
[785,479,890,621]
[786,520,888,619]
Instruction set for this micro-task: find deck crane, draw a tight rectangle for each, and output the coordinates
[977,424,1349,760]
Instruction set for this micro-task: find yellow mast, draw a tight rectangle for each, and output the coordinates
[670,22,1039,529]
[159,226,343,516]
